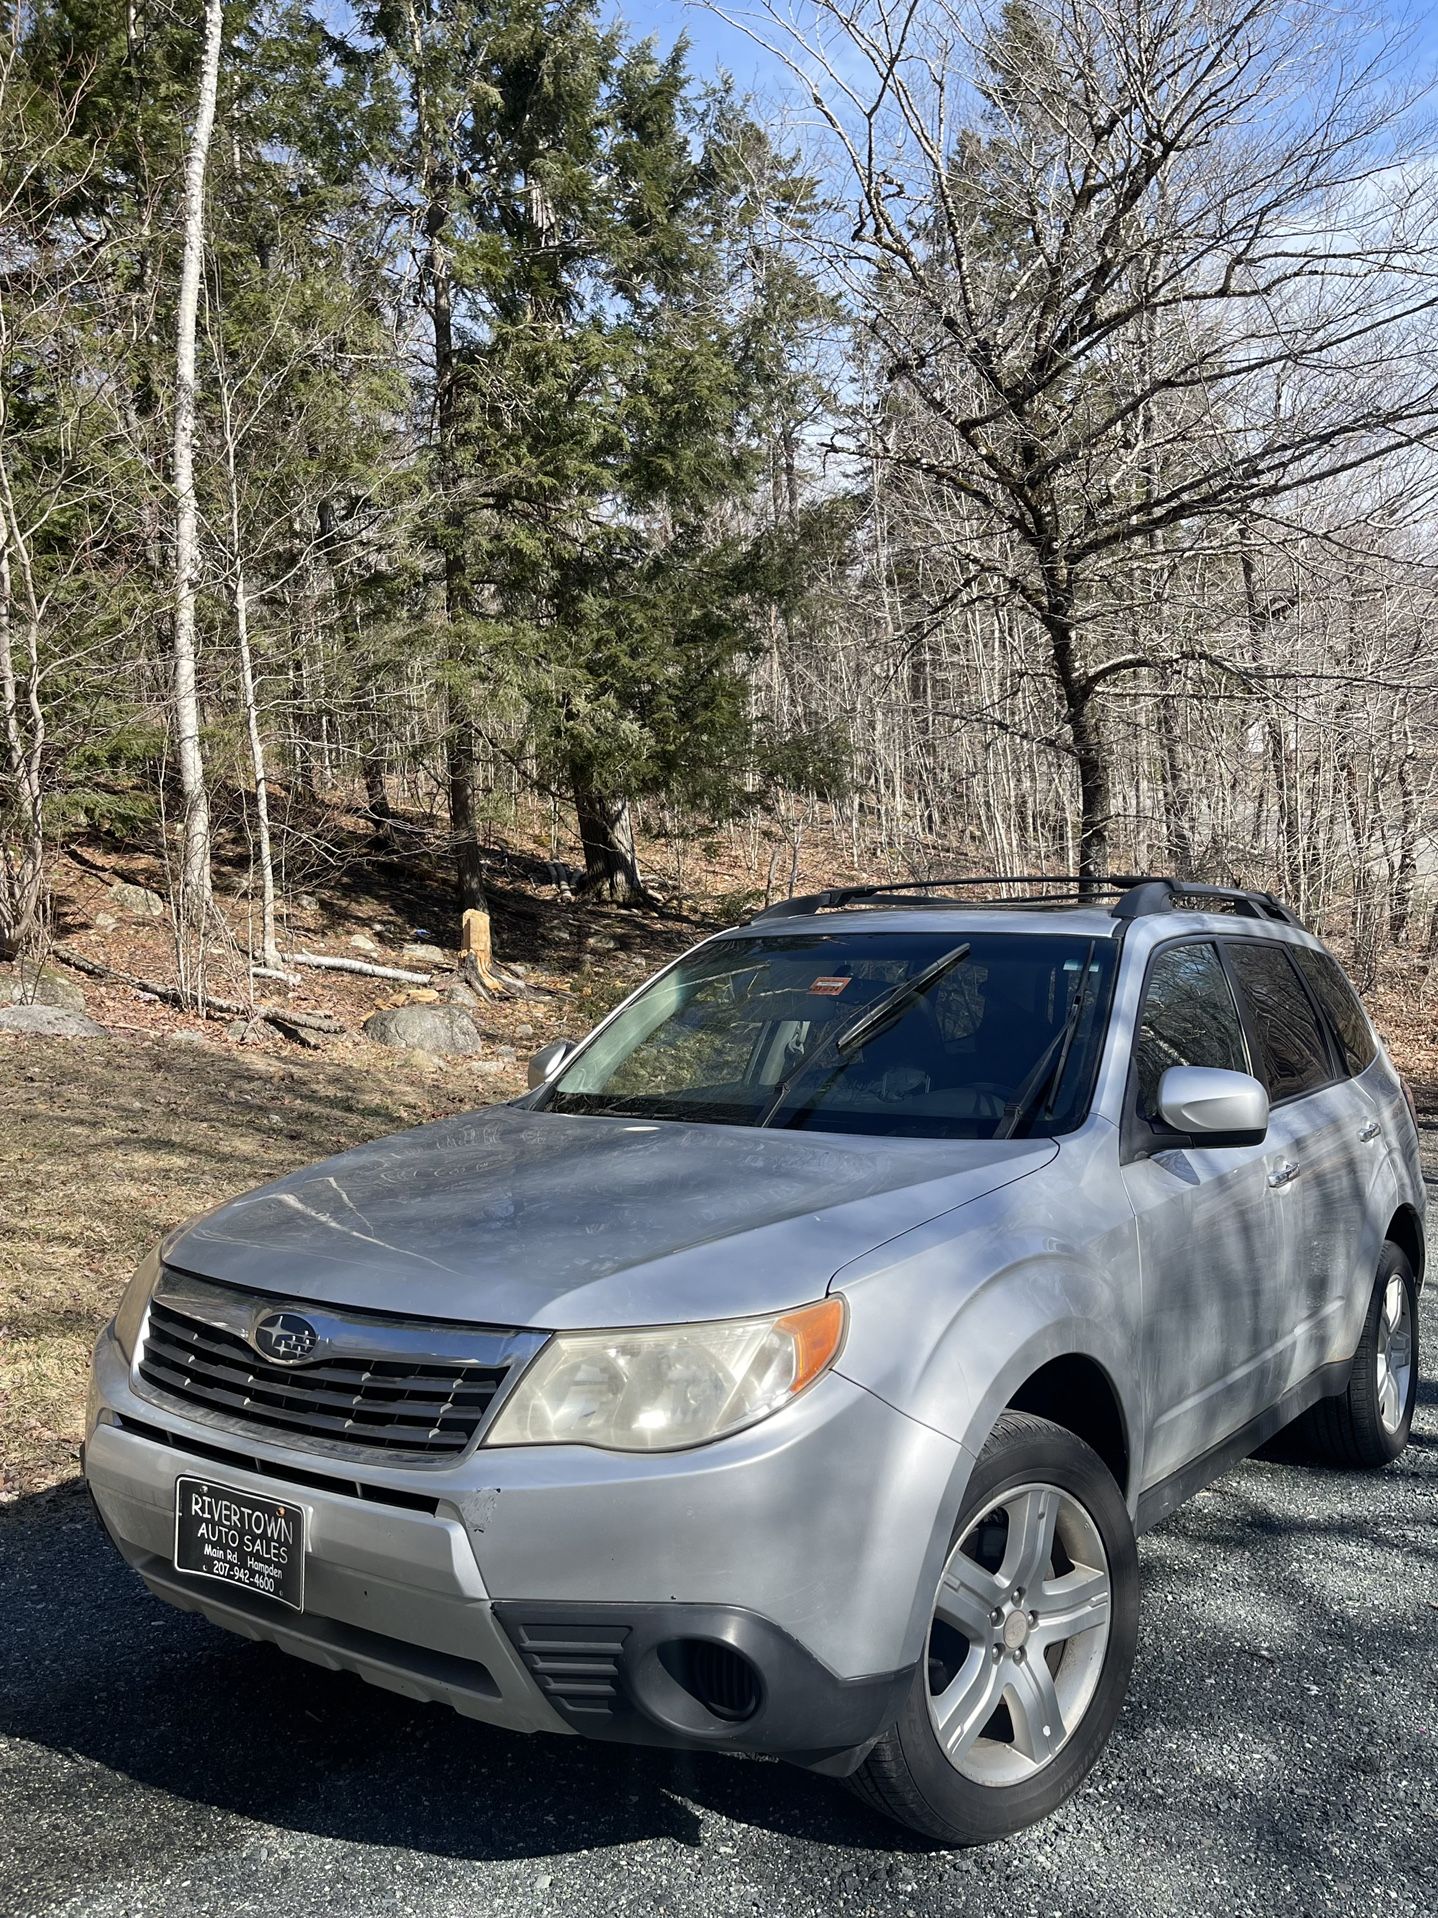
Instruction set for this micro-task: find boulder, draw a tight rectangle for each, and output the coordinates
[349,932,382,954]
[401,942,450,968]
[6,962,87,1014]
[362,1003,483,1055]
[110,879,165,918]
[0,1003,106,1038]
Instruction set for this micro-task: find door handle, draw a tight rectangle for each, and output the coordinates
[1358,1120,1381,1142]
[1268,1161,1301,1188]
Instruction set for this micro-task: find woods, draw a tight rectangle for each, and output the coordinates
[4,0,1438,989]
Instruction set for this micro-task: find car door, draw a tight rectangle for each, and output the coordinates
[1120,938,1290,1491]
[1222,939,1370,1399]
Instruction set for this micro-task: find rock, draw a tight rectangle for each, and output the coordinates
[349,932,382,954]
[401,943,450,967]
[362,1003,483,1055]
[91,911,118,933]
[0,1004,106,1038]
[296,892,319,912]
[110,879,166,918]
[226,1017,257,1043]
[515,1022,535,1038]
[6,962,87,1013]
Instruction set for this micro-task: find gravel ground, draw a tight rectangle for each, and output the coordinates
[2,1226,1434,1916]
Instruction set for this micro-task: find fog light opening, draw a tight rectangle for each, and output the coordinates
[660,1638,763,1724]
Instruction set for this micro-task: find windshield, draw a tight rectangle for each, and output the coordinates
[540,930,1116,1139]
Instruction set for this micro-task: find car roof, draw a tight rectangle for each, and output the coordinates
[720,876,1316,949]
[709,896,1326,957]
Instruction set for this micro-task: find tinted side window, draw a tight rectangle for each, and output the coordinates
[1133,943,1248,1120]
[1290,947,1378,1077]
[1224,942,1333,1101]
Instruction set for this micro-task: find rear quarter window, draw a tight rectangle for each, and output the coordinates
[1290,947,1378,1077]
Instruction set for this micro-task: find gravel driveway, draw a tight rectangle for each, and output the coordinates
[3,1234,1433,1918]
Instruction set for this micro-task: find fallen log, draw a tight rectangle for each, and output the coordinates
[53,950,344,1037]
[285,951,434,985]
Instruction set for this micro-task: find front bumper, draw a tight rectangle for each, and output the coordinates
[86,1325,964,1765]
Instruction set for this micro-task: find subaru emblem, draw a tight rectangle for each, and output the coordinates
[253,1311,320,1364]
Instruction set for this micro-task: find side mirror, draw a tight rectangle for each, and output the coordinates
[528,1038,576,1089]
[1156,1065,1269,1147]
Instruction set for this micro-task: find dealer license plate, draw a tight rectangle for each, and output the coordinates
[173,1475,305,1611]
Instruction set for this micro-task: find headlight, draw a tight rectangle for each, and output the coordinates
[484,1297,846,1453]
[113,1246,161,1361]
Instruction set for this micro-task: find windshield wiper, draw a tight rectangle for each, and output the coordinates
[757,942,971,1128]
[995,941,1097,1139]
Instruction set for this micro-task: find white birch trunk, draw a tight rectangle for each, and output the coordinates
[0,448,49,958]
[170,0,224,957]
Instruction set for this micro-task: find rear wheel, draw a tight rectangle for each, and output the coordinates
[849,1411,1138,1846]
[1297,1244,1418,1468]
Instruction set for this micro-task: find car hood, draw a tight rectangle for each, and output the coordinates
[165,1105,1057,1329]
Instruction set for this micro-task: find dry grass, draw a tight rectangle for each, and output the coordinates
[0,1035,507,1499]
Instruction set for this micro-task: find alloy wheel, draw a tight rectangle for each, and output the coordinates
[926,1481,1112,1787]
[1376,1275,1414,1435]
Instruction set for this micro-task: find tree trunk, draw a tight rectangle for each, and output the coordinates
[1156,693,1196,876]
[232,554,279,968]
[1390,729,1419,945]
[169,0,224,957]
[362,746,396,845]
[572,767,648,903]
[402,0,492,928]
[446,705,488,913]
[0,470,47,958]
[1038,597,1109,886]
[214,353,280,971]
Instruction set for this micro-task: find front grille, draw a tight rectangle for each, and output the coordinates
[114,1415,442,1513]
[137,1296,509,1459]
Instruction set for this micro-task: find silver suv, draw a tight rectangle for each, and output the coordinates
[85,876,1424,1844]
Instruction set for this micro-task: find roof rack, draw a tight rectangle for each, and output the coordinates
[1108,878,1301,925]
[749,873,1302,927]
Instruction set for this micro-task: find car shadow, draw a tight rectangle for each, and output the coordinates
[0,1485,908,1869]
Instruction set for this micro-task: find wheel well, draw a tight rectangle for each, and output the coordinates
[1385,1205,1425,1284]
[1007,1357,1130,1497]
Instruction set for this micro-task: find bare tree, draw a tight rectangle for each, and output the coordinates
[743,0,1438,879]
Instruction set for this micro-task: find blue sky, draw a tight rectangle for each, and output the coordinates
[615,1,1438,102]
[613,1,786,91]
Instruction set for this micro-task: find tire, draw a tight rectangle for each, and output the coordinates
[848,1410,1139,1846]
[1297,1244,1419,1468]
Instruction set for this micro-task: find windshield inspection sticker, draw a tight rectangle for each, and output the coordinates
[809,976,852,995]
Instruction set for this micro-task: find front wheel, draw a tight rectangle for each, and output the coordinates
[1297,1244,1418,1468]
[849,1410,1139,1845]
